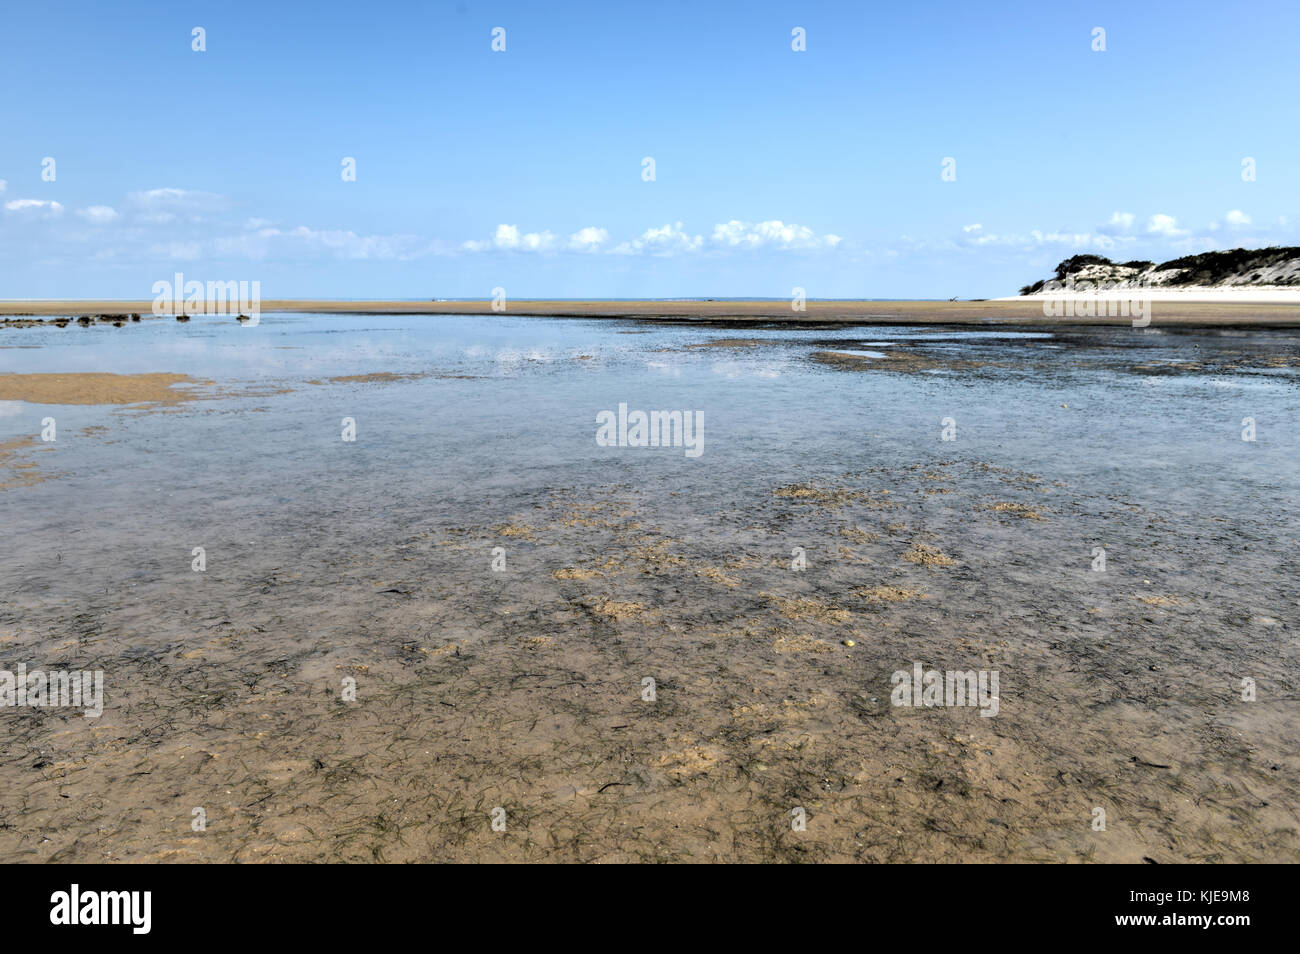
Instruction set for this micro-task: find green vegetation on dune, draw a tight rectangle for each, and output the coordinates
[1019,246,1300,295]
[1155,246,1300,285]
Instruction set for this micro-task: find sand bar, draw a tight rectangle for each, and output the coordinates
[3,299,1300,326]
[0,372,205,405]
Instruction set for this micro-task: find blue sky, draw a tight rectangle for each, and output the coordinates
[2,0,1297,299]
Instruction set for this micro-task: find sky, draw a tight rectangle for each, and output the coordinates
[2,0,1298,299]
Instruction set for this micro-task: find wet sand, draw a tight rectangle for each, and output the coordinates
[0,316,1296,863]
[0,437,59,491]
[0,373,206,406]
[5,298,1300,326]
[4,463,1294,862]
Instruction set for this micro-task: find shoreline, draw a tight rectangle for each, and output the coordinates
[4,298,1300,327]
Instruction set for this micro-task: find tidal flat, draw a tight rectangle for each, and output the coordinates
[0,314,1296,862]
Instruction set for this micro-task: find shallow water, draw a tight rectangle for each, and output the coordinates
[5,315,1297,502]
[1,314,1297,862]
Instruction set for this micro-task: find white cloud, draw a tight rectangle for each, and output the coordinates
[491,224,522,248]
[460,219,837,256]
[1030,229,1122,249]
[710,219,840,249]
[4,198,63,216]
[612,221,704,255]
[567,226,609,251]
[949,222,1136,252]
[0,179,6,193]
[955,210,1255,254]
[963,223,983,233]
[1146,214,1188,238]
[77,205,118,224]
[127,187,223,206]
[514,228,556,251]
[463,223,558,252]
[126,187,228,222]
